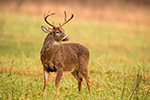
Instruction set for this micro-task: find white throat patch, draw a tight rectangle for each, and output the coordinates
[53,41,60,46]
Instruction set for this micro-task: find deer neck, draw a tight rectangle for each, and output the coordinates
[42,34,60,64]
[44,34,60,47]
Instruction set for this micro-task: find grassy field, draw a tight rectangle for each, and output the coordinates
[0,12,150,100]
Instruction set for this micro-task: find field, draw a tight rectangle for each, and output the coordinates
[0,10,150,99]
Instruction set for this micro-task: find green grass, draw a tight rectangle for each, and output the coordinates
[0,12,150,100]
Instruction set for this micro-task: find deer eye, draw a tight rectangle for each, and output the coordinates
[56,31,59,34]
[55,31,60,36]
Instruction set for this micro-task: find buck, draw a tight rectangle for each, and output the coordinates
[40,11,90,92]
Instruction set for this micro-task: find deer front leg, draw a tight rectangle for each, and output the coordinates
[43,69,49,91]
[55,69,63,89]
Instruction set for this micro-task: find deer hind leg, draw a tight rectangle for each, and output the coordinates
[78,65,91,92]
[71,70,83,92]
[43,69,50,91]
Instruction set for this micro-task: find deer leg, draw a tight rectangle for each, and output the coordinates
[43,69,49,91]
[85,75,91,91]
[78,69,91,91]
[72,70,83,92]
[55,69,63,89]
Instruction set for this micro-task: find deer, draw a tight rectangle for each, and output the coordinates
[40,10,90,92]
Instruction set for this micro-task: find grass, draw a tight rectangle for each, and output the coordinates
[0,12,150,100]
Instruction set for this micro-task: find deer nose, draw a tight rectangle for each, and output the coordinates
[62,36,69,41]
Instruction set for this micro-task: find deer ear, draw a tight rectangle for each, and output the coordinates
[41,26,51,33]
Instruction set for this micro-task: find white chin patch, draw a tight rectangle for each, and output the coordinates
[53,41,60,46]
[62,36,67,40]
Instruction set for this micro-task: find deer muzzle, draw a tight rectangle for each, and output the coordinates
[62,36,69,41]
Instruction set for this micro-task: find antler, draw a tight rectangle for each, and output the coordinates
[44,10,56,28]
[60,11,74,27]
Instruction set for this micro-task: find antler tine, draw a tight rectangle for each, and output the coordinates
[60,11,74,27]
[64,11,67,21]
[59,23,61,27]
[44,10,56,28]
[44,10,53,19]
[52,21,54,25]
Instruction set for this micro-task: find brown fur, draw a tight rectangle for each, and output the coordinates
[40,12,90,92]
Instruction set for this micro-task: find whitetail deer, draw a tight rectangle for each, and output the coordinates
[40,10,90,92]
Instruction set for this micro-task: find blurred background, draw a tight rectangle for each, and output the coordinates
[0,0,150,99]
[0,0,150,25]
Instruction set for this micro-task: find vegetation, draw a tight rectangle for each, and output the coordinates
[0,12,150,99]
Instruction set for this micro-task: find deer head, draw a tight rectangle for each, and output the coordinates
[41,10,74,42]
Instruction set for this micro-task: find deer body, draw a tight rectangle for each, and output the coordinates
[40,11,90,92]
[41,42,89,72]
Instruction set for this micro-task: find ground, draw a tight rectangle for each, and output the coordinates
[0,11,150,99]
